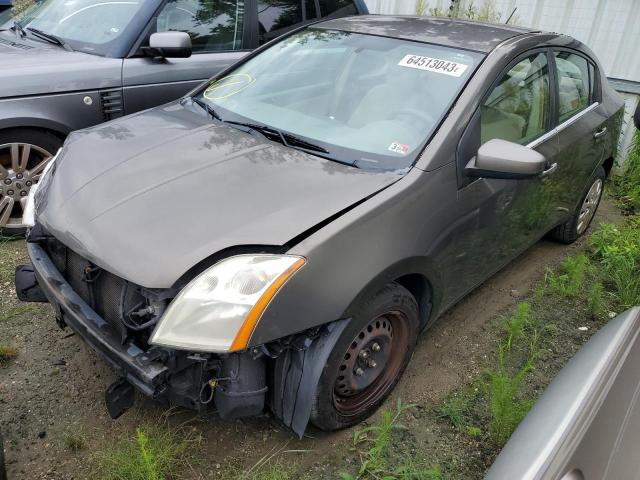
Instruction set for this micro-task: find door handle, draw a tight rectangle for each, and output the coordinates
[540,162,558,177]
[593,126,607,139]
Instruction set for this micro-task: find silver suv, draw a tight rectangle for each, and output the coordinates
[0,0,367,234]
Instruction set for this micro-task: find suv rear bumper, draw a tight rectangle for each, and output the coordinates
[23,242,169,397]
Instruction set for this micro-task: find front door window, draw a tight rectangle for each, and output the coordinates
[481,52,551,145]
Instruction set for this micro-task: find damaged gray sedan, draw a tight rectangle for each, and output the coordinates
[15,16,623,435]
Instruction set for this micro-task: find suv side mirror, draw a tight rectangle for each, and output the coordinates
[146,32,192,58]
[465,139,547,179]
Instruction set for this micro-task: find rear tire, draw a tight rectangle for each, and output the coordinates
[549,166,605,244]
[310,282,419,431]
[0,129,62,237]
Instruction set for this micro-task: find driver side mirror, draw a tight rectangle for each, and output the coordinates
[145,31,192,58]
[465,139,547,179]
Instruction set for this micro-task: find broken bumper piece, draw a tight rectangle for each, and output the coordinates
[21,242,169,403]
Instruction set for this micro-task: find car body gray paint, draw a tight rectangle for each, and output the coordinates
[35,102,400,288]
[31,19,625,350]
[0,36,122,98]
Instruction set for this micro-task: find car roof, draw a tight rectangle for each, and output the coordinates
[314,15,540,53]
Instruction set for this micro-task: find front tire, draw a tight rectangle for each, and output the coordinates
[549,166,605,244]
[310,282,420,431]
[0,129,62,237]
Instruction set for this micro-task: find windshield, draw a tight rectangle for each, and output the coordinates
[0,0,150,55]
[195,28,483,171]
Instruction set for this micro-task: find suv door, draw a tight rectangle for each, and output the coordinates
[122,0,250,114]
[551,49,604,213]
[442,50,560,304]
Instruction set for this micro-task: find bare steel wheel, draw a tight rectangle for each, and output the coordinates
[311,282,420,431]
[333,312,410,415]
[0,130,61,236]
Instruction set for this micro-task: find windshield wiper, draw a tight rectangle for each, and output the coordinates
[10,21,26,38]
[26,27,73,51]
[192,97,222,122]
[224,120,330,154]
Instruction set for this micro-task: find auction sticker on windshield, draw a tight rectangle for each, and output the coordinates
[398,55,468,77]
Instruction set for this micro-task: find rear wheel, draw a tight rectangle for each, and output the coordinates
[549,166,605,244]
[0,129,62,237]
[310,282,419,431]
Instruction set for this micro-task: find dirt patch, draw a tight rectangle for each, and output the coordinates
[0,199,623,479]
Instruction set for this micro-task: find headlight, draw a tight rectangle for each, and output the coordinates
[149,254,305,352]
[23,149,59,227]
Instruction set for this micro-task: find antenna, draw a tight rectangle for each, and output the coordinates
[506,7,517,24]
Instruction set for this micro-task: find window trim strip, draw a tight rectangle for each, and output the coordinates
[527,101,599,149]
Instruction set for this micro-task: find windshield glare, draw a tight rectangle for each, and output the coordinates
[0,0,148,54]
[198,28,482,170]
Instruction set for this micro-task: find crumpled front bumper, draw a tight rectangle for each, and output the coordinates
[23,242,169,397]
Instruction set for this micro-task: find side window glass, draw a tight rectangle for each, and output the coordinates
[156,0,245,53]
[588,61,596,102]
[481,52,550,145]
[258,0,304,45]
[555,51,590,122]
[319,0,357,18]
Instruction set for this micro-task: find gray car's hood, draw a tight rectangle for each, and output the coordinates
[37,102,400,288]
[0,31,121,97]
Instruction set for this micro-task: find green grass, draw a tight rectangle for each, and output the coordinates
[0,305,43,323]
[342,400,441,480]
[94,425,196,480]
[545,254,589,298]
[486,333,538,446]
[63,429,87,453]
[0,344,18,364]
[436,392,471,430]
[611,130,640,213]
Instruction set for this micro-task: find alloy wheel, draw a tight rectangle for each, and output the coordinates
[333,311,410,416]
[0,142,54,231]
[576,178,603,235]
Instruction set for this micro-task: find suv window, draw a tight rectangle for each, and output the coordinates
[156,0,245,53]
[481,52,550,145]
[555,51,591,122]
[258,0,316,45]
[319,0,357,17]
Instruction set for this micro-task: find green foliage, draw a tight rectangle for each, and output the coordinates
[486,338,537,446]
[0,344,17,364]
[63,429,87,453]
[437,393,470,430]
[503,302,530,351]
[546,254,589,298]
[427,0,502,23]
[0,305,42,323]
[611,130,640,213]
[589,219,640,308]
[415,0,428,16]
[587,281,606,317]
[344,400,440,480]
[94,426,195,480]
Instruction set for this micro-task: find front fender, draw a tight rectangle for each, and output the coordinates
[0,90,110,136]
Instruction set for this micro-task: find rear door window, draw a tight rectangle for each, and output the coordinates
[554,51,591,122]
[481,51,551,145]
